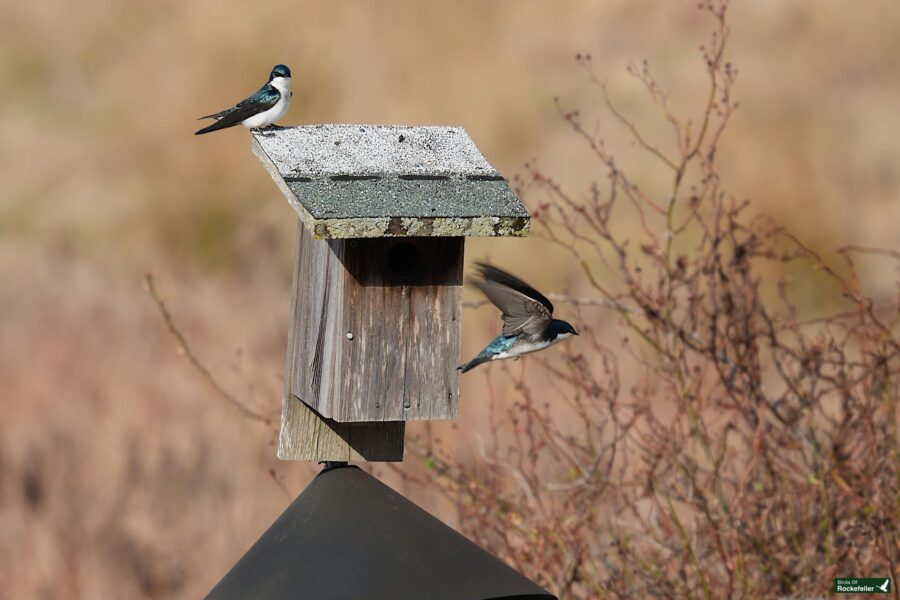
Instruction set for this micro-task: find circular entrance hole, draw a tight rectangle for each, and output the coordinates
[388,241,422,275]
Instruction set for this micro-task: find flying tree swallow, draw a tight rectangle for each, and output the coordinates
[458,263,578,373]
[195,64,292,135]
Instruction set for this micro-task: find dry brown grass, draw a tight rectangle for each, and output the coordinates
[2,1,899,598]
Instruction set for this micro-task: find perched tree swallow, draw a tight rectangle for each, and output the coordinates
[458,263,578,373]
[195,64,292,135]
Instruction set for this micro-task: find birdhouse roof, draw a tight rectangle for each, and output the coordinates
[252,125,530,239]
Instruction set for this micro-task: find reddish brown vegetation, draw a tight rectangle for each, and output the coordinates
[401,3,900,597]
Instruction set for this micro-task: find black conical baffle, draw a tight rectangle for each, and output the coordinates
[206,464,555,600]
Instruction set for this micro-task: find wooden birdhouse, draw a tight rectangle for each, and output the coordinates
[252,125,529,461]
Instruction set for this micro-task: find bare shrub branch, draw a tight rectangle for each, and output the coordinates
[406,1,900,597]
[144,272,273,425]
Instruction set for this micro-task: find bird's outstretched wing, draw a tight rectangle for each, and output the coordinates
[472,262,553,337]
[195,84,281,135]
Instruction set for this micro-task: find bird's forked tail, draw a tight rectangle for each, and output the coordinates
[457,354,492,373]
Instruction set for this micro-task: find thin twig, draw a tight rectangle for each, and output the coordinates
[143,272,271,424]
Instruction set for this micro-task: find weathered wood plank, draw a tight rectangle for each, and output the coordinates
[346,420,406,461]
[337,237,463,421]
[290,223,342,418]
[404,240,463,418]
[286,225,462,423]
[280,222,410,459]
[278,394,404,461]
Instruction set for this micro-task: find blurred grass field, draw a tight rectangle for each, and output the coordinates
[1,1,899,597]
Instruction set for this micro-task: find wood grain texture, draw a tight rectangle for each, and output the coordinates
[285,223,462,423]
[277,394,404,461]
[338,237,462,422]
[280,223,405,461]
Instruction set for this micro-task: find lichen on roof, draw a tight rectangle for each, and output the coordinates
[252,125,530,239]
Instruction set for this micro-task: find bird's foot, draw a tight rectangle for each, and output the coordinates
[255,125,285,137]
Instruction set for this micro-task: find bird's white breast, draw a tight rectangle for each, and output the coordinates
[241,76,292,129]
[498,333,573,361]
[497,339,552,359]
